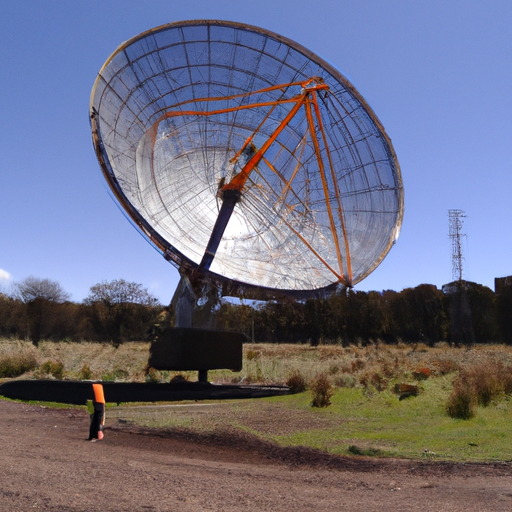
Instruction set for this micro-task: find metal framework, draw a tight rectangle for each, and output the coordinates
[90,20,404,299]
[449,209,466,282]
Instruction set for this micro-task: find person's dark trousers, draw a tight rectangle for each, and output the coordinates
[88,403,105,440]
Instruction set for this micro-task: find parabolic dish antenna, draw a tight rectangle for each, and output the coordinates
[90,20,403,300]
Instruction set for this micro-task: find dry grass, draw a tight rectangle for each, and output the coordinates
[0,340,38,378]
[2,338,512,394]
[0,339,151,382]
[285,369,308,393]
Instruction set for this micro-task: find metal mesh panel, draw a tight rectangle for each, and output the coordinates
[90,20,403,295]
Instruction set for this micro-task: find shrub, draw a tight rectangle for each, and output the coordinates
[145,367,160,383]
[286,370,307,393]
[434,358,459,375]
[446,361,512,419]
[370,371,388,392]
[359,370,388,392]
[381,361,398,379]
[446,381,475,419]
[246,350,260,361]
[310,373,334,408]
[39,360,65,380]
[351,359,365,372]
[334,374,355,388]
[472,369,502,406]
[102,367,129,382]
[328,364,340,375]
[78,363,92,380]
[0,353,38,378]
[502,366,512,395]
[467,361,507,406]
[359,373,369,389]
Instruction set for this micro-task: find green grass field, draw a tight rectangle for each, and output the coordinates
[105,376,512,462]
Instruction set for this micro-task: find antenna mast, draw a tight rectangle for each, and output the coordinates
[448,209,466,281]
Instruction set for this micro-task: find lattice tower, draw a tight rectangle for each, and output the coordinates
[448,209,466,281]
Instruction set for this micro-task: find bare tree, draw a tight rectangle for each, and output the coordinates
[84,279,159,307]
[84,279,160,346]
[13,276,70,304]
[13,276,71,346]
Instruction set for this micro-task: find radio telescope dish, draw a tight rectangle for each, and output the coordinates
[90,20,403,299]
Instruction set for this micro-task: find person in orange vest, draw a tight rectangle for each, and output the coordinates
[88,382,105,442]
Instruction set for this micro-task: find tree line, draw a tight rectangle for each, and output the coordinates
[0,277,511,346]
[221,282,511,346]
[0,277,160,347]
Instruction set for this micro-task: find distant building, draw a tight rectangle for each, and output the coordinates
[442,281,463,295]
[495,276,512,296]
[442,280,475,295]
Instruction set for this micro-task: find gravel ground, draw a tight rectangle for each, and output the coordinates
[1,400,512,511]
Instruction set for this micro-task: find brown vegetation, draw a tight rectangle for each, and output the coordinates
[446,359,512,419]
[309,373,334,407]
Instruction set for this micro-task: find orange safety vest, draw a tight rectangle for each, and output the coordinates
[92,383,105,404]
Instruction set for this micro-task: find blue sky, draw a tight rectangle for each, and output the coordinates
[1,0,511,304]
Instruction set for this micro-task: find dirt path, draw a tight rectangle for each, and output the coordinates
[1,400,512,511]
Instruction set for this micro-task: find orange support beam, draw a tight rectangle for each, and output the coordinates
[310,91,353,285]
[304,96,346,284]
